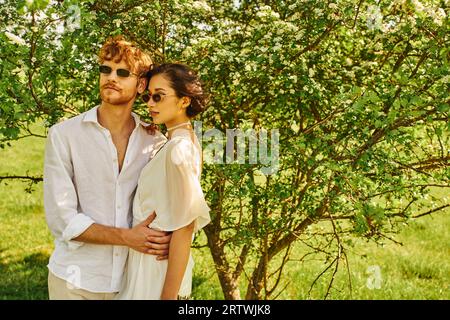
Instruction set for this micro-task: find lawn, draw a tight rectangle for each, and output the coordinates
[0,123,448,300]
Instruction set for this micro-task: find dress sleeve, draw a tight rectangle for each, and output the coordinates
[151,138,210,233]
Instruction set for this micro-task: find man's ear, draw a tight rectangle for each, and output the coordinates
[137,78,147,94]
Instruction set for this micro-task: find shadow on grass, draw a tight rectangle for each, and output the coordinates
[0,251,49,300]
[0,250,221,300]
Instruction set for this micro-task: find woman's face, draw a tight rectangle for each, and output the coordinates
[146,74,184,125]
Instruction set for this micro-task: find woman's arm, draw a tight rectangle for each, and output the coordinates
[160,220,195,300]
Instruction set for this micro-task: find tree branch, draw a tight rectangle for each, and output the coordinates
[0,175,43,183]
[413,204,450,219]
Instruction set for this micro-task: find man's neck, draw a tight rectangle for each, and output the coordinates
[98,102,136,134]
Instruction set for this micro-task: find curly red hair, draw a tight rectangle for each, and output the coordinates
[98,35,152,76]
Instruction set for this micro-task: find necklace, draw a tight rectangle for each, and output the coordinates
[167,121,191,131]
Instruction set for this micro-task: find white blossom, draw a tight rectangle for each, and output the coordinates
[259,46,268,53]
[256,6,280,19]
[35,11,47,21]
[295,32,303,41]
[366,5,383,31]
[4,31,26,45]
[411,0,425,13]
[55,23,65,34]
[381,19,397,33]
[192,0,212,12]
[430,7,446,26]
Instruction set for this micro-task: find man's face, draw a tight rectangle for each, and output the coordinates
[99,59,144,105]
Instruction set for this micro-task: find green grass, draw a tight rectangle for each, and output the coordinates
[0,124,449,300]
[0,124,52,300]
[190,211,450,300]
[289,212,450,299]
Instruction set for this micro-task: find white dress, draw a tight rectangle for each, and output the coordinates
[116,128,211,300]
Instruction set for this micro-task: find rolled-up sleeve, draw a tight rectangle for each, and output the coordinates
[44,126,95,250]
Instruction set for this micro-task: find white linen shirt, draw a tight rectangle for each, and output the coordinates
[44,105,167,293]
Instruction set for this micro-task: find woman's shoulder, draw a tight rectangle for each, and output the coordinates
[165,135,200,168]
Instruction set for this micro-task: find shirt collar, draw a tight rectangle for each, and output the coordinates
[82,105,100,124]
[83,105,147,129]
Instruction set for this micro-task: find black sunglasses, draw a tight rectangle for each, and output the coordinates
[99,65,139,78]
[142,93,176,103]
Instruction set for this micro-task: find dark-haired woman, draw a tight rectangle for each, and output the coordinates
[116,63,211,300]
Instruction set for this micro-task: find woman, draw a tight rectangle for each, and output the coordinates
[116,63,211,300]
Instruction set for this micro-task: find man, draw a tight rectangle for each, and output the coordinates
[44,36,169,300]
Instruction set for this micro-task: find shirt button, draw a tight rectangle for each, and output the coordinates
[115,253,119,257]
